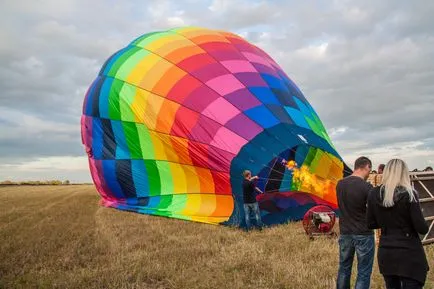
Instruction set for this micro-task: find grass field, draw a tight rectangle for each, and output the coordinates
[1,185,433,289]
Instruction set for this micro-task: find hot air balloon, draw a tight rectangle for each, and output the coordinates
[81,27,351,227]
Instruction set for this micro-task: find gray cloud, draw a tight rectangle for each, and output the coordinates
[0,0,433,181]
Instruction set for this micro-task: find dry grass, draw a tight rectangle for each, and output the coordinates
[0,185,432,289]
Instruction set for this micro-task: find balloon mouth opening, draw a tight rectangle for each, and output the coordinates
[244,146,342,225]
[255,146,338,195]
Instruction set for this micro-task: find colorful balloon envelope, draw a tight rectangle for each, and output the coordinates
[81,27,350,227]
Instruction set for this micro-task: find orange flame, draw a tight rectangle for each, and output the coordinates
[286,160,297,170]
[289,164,334,198]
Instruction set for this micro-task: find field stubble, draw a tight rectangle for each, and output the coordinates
[0,185,432,289]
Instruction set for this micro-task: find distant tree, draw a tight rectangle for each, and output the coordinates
[3,180,71,185]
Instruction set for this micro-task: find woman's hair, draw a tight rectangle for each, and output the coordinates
[381,159,415,207]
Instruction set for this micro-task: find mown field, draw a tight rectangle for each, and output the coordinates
[1,185,433,289]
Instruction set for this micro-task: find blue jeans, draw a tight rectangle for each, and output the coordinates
[337,234,375,289]
[244,202,263,229]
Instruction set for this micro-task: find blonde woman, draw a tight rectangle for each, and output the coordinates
[367,159,429,288]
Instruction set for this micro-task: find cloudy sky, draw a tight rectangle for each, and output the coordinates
[1,0,433,182]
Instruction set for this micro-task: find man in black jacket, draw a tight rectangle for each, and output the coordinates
[242,170,264,230]
[336,157,374,289]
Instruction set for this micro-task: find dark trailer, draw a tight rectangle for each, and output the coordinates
[411,172,434,245]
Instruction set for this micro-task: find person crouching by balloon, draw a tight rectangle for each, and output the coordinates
[367,159,429,289]
[242,170,264,230]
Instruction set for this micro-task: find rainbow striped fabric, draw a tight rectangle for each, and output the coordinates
[81,27,349,227]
